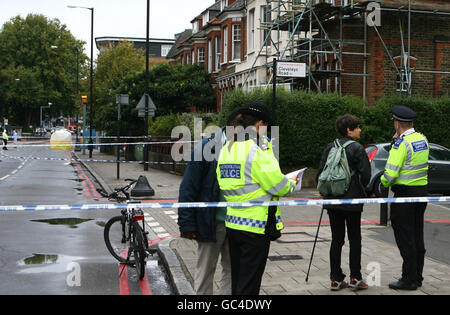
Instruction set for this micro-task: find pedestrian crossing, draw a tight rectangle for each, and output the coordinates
[144,209,178,238]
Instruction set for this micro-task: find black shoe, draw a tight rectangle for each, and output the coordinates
[389,280,418,290]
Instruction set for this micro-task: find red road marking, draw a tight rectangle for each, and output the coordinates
[284,219,450,226]
[119,250,130,295]
[71,158,100,199]
[118,247,153,295]
[139,268,152,295]
[76,164,101,199]
[73,164,92,199]
[119,263,130,295]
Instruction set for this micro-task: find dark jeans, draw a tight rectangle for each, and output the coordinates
[327,209,362,281]
[226,228,271,295]
[391,185,427,285]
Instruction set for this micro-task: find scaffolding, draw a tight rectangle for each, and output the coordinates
[244,0,450,99]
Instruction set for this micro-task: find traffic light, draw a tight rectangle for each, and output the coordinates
[81,95,88,104]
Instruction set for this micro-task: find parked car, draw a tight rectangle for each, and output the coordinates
[365,142,450,197]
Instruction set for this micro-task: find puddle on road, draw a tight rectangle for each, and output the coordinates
[20,254,59,265]
[95,221,106,228]
[31,218,93,228]
[17,254,83,274]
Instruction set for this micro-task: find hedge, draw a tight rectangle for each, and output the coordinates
[148,90,449,172]
[220,90,450,171]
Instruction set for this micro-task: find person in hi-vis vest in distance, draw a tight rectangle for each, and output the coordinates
[381,105,429,291]
[216,102,299,295]
[2,130,8,150]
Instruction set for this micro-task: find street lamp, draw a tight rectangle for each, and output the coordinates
[68,5,94,158]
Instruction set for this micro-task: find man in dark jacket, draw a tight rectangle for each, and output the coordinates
[317,114,371,291]
[178,110,240,295]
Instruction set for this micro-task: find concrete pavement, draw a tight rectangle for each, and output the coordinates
[78,149,450,295]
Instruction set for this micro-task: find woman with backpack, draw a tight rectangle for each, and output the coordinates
[317,114,371,291]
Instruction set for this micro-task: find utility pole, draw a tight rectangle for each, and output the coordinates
[144,0,150,171]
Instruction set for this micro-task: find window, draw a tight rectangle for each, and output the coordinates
[248,9,255,51]
[326,63,331,93]
[208,40,213,73]
[203,13,209,27]
[198,48,205,64]
[334,61,339,92]
[261,5,271,47]
[215,36,221,71]
[429,145,450,161]
[161,45,172,57]
[220,0,227,11]
[232,24,241,60]
[192,21,199,33]
[396,70,409,92]
[223,26,228,63]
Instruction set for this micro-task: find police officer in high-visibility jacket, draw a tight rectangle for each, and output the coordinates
[216,102,298,295]
[381,105,429,291]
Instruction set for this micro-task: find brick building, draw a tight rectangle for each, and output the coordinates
[167,0,450,110]
[306,0,450,104]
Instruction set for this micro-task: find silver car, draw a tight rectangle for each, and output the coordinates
[365,143,450,197]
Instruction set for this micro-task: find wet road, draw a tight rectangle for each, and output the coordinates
[0,145,173,295]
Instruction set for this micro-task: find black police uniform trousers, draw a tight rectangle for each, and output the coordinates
[390,185,427,285]
[226,228,271,295]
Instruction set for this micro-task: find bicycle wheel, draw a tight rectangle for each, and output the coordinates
[104,215,134,264]
[132,221,146,279]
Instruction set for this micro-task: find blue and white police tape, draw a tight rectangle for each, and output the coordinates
[0,196,449,212]
[11,140,198,148]
[0,154,187,165]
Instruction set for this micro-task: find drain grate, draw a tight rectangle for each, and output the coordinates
[267,255,303,261]
[276,231,329,244]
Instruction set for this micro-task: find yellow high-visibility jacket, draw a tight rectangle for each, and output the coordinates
[217,136,296,234]
[381,129,429,188]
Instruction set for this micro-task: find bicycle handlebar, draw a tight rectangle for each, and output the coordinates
[97,178,138,201]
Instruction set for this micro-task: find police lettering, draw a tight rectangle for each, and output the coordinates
[220,164,241,179]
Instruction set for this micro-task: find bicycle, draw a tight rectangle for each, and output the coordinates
[99,179,154,280]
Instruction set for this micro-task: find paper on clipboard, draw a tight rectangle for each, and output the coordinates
[286,167,307,192]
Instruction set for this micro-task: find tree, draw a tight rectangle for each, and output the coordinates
[94,55,216,135]
[93,41,145,135]
[0,14,87,129]
[148,63,216,115]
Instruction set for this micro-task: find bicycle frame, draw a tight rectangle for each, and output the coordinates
[102,178,153,280]
[120,203,147,248]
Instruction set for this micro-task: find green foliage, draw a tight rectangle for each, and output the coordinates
[0,14,87,129]
[362,95,450,148]
[93,41,146,135]
[148,113,181,136]
[96,62,217,136]
[220,90,450,170]
[148,63,216,115]
[220,89,365,169]
[148,112,220,138]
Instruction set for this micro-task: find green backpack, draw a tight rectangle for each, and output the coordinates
[317,139,355,197]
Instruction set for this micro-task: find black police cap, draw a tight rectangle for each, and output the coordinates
[391,105,417,122]
[238,102,275,126]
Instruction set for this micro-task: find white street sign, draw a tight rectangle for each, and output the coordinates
[276,62,306,78]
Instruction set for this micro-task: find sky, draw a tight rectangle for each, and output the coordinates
[0,0,215,58]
